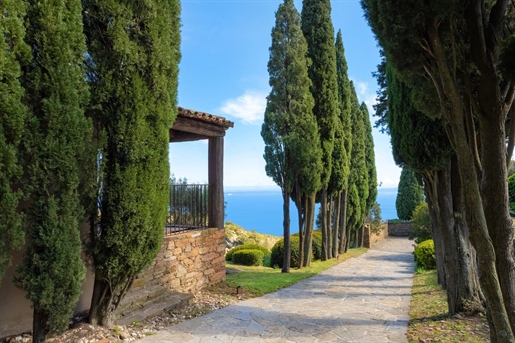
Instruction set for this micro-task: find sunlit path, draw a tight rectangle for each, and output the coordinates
[138,237,414,343]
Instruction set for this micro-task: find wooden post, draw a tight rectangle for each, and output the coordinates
[208,137,224,229]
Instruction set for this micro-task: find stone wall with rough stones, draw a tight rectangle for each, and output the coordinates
[388,222,413,237]
[363,222,388,248]
[126,228,226,297]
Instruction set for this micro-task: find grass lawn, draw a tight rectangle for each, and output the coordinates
[408,270,490,342]
[223,248,367,296]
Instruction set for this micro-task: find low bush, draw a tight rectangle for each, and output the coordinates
[292,229,322,260]
[271,236,300,268]
[414,239,436,270]
[226,244,270,262]
[232,249,265,266]
[509,174,515,202]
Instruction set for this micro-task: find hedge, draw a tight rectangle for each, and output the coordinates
[232,249,265,266]
[414,239,436,270]
[226,243,270,262]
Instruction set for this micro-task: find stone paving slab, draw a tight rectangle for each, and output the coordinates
[138,237,415,343]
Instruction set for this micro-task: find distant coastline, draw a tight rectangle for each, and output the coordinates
[224,187,398,237]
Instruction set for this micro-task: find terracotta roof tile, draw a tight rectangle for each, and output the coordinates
[178,107,234,129]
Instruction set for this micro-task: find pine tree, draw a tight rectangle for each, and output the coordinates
[301,0,339,261]
[395,166,423,220]
[331,29,352,257]
[0,0,30,280]
[84,0,181,326]
[262,0,321,272]
[16,0,90,341]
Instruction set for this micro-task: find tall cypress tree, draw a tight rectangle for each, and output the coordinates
[361,102,377,212]
[262,0,320,273]
[330,29,352,257]
[84,0,181,326]
[0,0,30,280]
[301,0,339,261]
[16,0,90,341]
[396,166,424,220]
[346,82,368,247]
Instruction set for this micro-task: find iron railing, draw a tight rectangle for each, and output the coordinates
[165,184,209,235]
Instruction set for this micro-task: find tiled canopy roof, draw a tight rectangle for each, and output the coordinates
[178,107,234,129]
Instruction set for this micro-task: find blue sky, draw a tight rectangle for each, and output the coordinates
[169,0,401,189]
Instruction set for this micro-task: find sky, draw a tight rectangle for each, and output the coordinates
[169,0,401,190]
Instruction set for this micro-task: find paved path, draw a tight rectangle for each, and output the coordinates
[138,237,415,343]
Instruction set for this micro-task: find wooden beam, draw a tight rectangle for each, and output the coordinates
[169,130,209,142]
[172,116,226,138]
[208,137,224,229]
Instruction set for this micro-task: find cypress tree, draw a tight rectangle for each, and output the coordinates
[346,82,368,247]
[301,0,339,261]
[84,0,181,326]
[0,0,30,280]
[361,102,377,212]
[262,0,320,273]
[331,29,352,257]
[16,0,90,341]
[395,166,423,220]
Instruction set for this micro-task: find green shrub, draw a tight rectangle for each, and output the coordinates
[414,239,436,270]
[410,202,432,244]
[226,244,270,261]
[292,229,322,260]
[232,249,265,266]
[271,236,300,268]
[509,174,515,202]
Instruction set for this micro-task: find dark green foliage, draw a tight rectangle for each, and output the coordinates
[508,174,515,203]
[84,0,181,325]
[17,0,90,337]
[232,250,265,267]
[384,63,451,171]
[328,30,352,196]
[410,202,432,244]
[262,0,317,194]
[361,103,377,211]
[500,34,515,83]
[346,83,369,232]
[414,239,436,270]
[0,0,30,280]
[226,244,270,262]
[271,236,300,268]
[301,0,339,188]
[396,167,424,220]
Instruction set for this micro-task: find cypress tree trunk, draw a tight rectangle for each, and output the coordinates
[339,189,348,254]
[321,189,329,260]
[302,194,316,267]
[282,190,291,273]
[332,192,341,258]
[32,308,48,343]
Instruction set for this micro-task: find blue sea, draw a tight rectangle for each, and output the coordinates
[224,187,398,236]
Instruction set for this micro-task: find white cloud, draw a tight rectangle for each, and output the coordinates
[220,91,267,125]
[351,79,378,114]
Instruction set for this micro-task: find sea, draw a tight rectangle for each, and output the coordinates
[224,187,398,236]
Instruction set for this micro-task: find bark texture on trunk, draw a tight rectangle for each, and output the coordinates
[33,308,48,343]
[339,189,348,254]
[302,194,316,267]
[320,188,329,261]
[282,190,291,273]
[332,192,341,259]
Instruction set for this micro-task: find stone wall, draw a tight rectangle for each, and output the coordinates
[363,222,388,248]
[122,228,226,304]
[388,222,412,237]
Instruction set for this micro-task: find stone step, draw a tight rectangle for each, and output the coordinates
[116,292,193,326]
[117,285,170,315]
